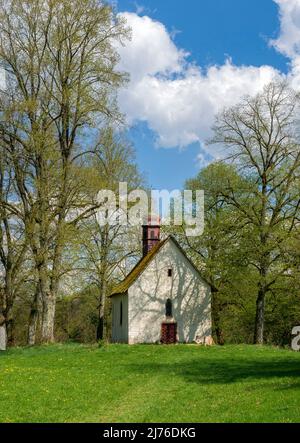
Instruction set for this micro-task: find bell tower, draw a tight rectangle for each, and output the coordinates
[142,215,160,256]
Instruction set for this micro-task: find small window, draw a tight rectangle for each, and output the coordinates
[150,230,155,239]
[120,301,123,326]
[166,298,172,317]
[168,268,172,277]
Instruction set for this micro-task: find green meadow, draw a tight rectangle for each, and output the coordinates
[1,344,300,423]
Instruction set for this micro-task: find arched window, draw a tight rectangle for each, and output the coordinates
[165,298,172,317]
[120,301,123,326]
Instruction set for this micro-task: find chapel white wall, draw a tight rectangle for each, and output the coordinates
[128,239,211,344]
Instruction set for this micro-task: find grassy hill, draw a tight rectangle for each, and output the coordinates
[0,344,300,422]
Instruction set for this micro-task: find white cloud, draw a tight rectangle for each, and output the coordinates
[118,13,186,82]
[271,0,300,90]
[119,60,279,154]
[271,0,300,58]
[117,7,298,160]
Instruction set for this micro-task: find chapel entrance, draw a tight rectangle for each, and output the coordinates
[160,321,177,344]
[160,298,177,344]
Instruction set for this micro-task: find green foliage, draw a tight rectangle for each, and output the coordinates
[54,287,99,343]
[180,84,300,345]
[0,0,131,343]
[179,154,300,345]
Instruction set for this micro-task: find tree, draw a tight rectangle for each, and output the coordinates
[76,128,143,341]
[0,0,129,342]
[0,151,29,345]
[181,162,251,344]
[210,82,300,344]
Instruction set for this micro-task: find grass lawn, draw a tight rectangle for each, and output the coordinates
[0,343,300,423]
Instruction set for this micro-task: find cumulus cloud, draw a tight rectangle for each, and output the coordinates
[119,13,186,82]
[271,0,300,91]
[271,0,300,58]
[117,6,299,159]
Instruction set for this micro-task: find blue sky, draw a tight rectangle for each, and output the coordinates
[114,0,298,190]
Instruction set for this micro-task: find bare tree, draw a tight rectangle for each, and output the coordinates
[211,82,300,344]
[0,0,129,342]
[0,151,28,345]
[76,128,143,341]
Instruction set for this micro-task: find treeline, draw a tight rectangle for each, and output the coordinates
[0,0,143,346]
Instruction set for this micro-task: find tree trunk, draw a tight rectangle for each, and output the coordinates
[214,321,225,346]
[41,294,56,343]
[254,288,265,344]
[27,286,40,346]
[1,306,14,347]
[254,176,268,345]
[0,325,6,351]
[211,288,225,345]
[37,260,56,344]
[97,313,104,341]
[3,272,14,346]
[96,278,107,341]
[97,302,106,341]
[0,315,7,351]
[6,317,14,346]
[28,312,38,346]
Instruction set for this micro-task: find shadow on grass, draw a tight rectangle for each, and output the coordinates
[126,354,300,388]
